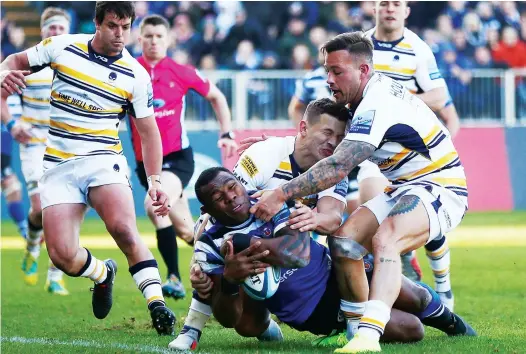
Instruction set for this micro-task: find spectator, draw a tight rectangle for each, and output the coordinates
[308,26,328,56]
[471,46,501,118]
[133,1,149,29]
[359,1,376,32]
[422,29,444,55]
[261,51,280,69]
[491,26,526,68]
[486,27,501,50]
[452,29,475,61]
[496,1,522,32]
[220,8,268,63]
[172,12,204,65]
[463,12,486,48]
[290,43,314,70]
[439,44,473,117]
[199,54,217,70]
[472,46,494,69]
[443,1,468,29]
[278,16,310,58]
[2,27,26,58]
[200,15,219,58]
[214,1,243,40]
[437,14,455,41]
[327,2,353,34]
[229,40,262,70]
[172,49,190,66]
[476,2,501,33]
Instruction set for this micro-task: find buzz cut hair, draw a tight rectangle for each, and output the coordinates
[304,98,351,125]
[321,31,374,65]
[41,7,71,27]
[140,15,170,33]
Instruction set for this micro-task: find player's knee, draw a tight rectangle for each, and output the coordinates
[372,221,399,254]
[106,221,137,251]
[406,321,425,342]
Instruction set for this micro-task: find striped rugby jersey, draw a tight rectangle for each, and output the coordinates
[364,27,446,94]
[346,73,467,206]
[293,66,331,104]
[19,68,52,146]
[233,135,349,208]
[26,34,153,169]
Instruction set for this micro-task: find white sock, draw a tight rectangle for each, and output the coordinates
[26,227,43,259]
[426,238,451,293]
[357,300,391,341]
[340,300,366,339]
[184,297,212,331]
[257,319,283,341]
[47,260,64,282]
[130,260,165,310]
[80,254,108,284]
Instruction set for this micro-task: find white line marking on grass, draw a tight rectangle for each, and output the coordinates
[0,336,193,353]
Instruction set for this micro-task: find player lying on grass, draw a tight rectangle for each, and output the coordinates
[170,98,351,350]
[172,167,475,350]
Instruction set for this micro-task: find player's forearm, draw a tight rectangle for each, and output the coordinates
[136,117,163,177]
[0,97,12,124]
[0,53,30,72]
[281,140,372,201]
[417,87,448,112]
[315,211,343,235]
[437,104,460,138]
[211,275,243,327]
[251,232,310,268]
[209,93,232,133]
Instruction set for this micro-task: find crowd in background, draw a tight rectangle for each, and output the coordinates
[2,1,525,119]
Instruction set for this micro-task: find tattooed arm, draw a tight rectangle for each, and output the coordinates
[249,226,311,268]
[282,140,376,200]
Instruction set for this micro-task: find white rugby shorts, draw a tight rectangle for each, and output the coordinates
[363,184,467,243]
[39,154,130,209]
[20,144,45,196]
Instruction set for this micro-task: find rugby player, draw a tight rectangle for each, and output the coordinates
[364,0,461,308]
[1,95,28,241]
[183,167,474,348]
[130,15,237,300]
[1,7,71,295]
[170,98,350,350]
[251,32,470,353]
[0,1,175,334]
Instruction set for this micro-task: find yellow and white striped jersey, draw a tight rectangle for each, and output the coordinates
[346,73,467,206]
[26,34,153,169]
[20,67,52,146]
[364,27,446,94]
[233,136,349,208]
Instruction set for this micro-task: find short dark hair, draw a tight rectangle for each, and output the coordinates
[195,167,233,206]
[305,98,351,124]
[140,15,170,32]
[321,31,374,65]
[94,1,135,26]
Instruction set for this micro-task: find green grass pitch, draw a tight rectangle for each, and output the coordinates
[1,211,526,353]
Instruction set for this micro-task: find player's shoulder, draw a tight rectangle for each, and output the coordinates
[245,135,294,157]
[402,28,434,55]
[41,33,89,50]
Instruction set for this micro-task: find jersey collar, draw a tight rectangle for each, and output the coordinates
[88,39,123,66]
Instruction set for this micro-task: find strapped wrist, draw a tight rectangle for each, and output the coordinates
[231,233,255,254]
[147,174,161,189]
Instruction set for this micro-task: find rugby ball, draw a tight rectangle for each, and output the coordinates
[241,266,281,301]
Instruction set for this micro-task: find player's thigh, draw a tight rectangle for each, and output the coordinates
[332,205,380,252]
[357,160,388,204]
[43,203,87,258]
[374,194,430,254]
[235,290,271,337]
[169,192,194,237]
[382,309,424,343]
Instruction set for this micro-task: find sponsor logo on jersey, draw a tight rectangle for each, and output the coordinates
[240,155,258,178]
[429,71,442,80]
[42,38,52,46]
[109,72,117,81]
[152,98,166,108]
[94,53,108,62]
[349,110,375,135]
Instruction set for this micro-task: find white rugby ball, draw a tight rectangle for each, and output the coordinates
[241,266,281,301]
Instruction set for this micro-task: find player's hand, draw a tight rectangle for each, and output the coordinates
[288,201,318,232]
[148,182,170,217]
[237,133,270,155]
[250,188,286,222]
[0,70,30,95]
[222,240,270,284]
[218,138,238,158]
[10,120,33,144]
[190,264,213,299]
